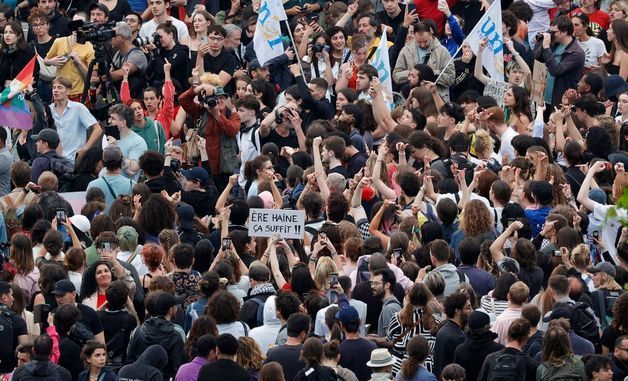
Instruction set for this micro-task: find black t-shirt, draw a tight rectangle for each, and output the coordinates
[32,38,55,61]
[202,49,239,94]
[377,10,404,39]
[107,0,132,22]
[77,304,103,336]
[261,129,299,177]
[0,309,28,373]
[265,344,305,381]
[347,152,368,179]
[329,165,347,179]
[198,359,250,381]
[97,309,137,362]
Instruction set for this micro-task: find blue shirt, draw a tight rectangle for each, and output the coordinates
[525,206,552,236]
[544,44,567,104]
[50,101,97,163]
[86,174,136,212]
[397,366,438,381]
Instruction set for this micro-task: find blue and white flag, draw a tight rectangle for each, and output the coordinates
[371,30,395,109]
[466,0,504,81]
[253,0,287,66]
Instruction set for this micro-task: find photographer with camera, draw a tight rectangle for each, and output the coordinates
[145,21,190,94]
[534,15,585,112]
[139,0,189,46]
[44,12,93,102]
[109,21,147,99]
[179,82,240,190]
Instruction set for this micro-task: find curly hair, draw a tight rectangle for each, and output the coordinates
[186,315,218,359]
[205,291,240,324]
[612,292,628,331]
[80,261,116,298]
[237,337,265,370]
[460,200,493,237]
[38,263,67,294]
[148,275,175,293]
[473,129,495,160]
[511,239,537,270]
[139,194,175,237]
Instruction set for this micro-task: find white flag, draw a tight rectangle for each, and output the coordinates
[466,0,504,82]
[253,0,287,66]
[371,31,395,109]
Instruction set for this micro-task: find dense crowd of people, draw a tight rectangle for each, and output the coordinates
[0,0,627,380]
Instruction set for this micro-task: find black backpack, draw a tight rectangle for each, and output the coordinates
[0,307,15,365]
[48,155,75,192]
[487,352,527,381]
[558,302,600,349]
[106,328,127,365]
[592,289,624,330]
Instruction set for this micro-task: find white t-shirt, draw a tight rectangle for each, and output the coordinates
[577,37,607,68]
[593,203,627,263]
[498,127,519,161]
[139,17,189,44]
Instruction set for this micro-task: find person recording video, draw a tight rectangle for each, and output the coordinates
[144,21,190,95]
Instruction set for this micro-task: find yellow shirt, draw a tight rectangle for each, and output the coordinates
[46,37,95,96]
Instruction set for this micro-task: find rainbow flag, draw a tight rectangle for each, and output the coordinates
[0,56,36,130]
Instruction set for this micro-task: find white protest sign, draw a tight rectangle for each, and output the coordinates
[484,80,510,108]
[248,209,305,239]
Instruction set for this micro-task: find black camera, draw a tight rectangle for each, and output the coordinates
[74,21,117,44]
[312,43,330,53]
[199,90,218,108]
[133,33,162,50]
[170,159,181,172]
[535,31,555,44]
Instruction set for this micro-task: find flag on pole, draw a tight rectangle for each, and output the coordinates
[253,0,287,66]
[371,30,395,110]
[0,56,36,131]
[465,0,504,82]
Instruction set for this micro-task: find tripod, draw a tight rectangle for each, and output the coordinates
[81,41,119,115]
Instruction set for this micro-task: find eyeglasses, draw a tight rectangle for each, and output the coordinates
[370,281,383,286]
[31,23,48,29]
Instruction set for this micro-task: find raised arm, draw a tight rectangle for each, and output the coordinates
[474,38,490,86]
[312,136,331,202]
[577,161,606,212]
[370,77,397,133]
[216,175,239,214]
[489,221,523,263]
[371,145,397,200]
[335,2,358,27]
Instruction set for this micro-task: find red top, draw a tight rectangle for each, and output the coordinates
[97,292,107,309]
[121,79,176,139]
[569,8,610,37]
[414,0,458,35]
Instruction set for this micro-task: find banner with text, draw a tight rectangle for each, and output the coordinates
[249,209,305,239]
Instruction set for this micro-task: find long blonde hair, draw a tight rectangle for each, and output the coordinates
[314,257,337,291]
[597,272,622,291]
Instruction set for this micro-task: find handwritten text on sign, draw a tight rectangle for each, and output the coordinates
[248,209,306,239]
